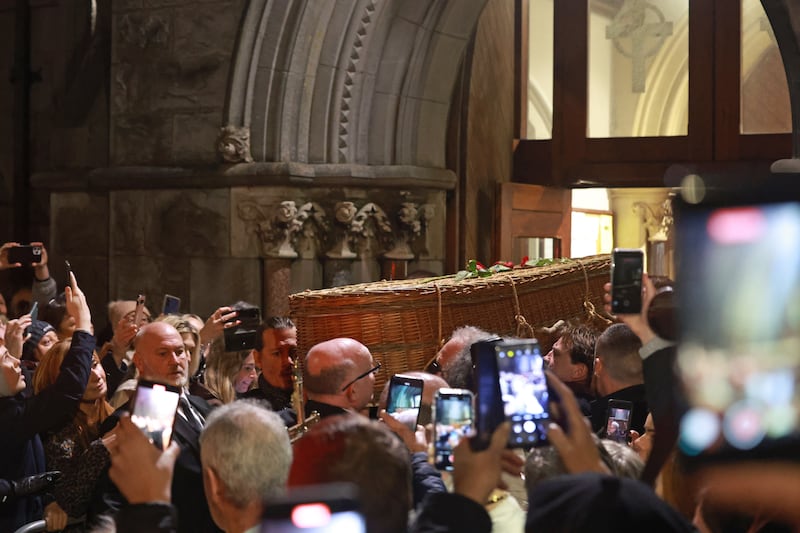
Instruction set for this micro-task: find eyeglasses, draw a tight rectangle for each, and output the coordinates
[424,357,441,374]
[340,362,381,392]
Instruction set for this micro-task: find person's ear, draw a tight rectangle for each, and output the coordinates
[203,465,226,508]
[132,351,143,374]
[593,356,603,376]
[571,362,588,382]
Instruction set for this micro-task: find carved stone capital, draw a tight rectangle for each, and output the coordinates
[217,125,253,163]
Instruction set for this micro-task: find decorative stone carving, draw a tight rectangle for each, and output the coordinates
[238,200,300,258]
[351,202,393,258]
[294,202,329,259]
[327,201,359,259]
[384,197,435,260]
[633,195,673,243]
[217,125,254,163]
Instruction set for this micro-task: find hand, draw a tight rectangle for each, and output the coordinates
[603,273,657,345]
[64,271,92,333]
[111,318,138,362]
[546,371,610,475]
[44,500,68,532]
[0,242,22,270]
[379,410,427,453]
[199,306,239,345]
[5,315,32,358]
[107,414,180,504]
[30,241,50,281]
[453,422,512,505]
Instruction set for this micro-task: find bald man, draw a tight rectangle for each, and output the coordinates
[302,338,379,419]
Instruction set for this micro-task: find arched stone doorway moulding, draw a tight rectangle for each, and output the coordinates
[220,0,489,169]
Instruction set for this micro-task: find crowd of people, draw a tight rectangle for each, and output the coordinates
[2,241,799,532]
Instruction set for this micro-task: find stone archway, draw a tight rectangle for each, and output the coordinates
[220,0,488,169]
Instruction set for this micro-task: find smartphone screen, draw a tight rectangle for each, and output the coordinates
[433,388,474,471]
[162,294,181,315]
[472,338,505,451]
[131,380,180,450]
[611,248,644,314]
[605,400,633,443]
[386,375,423,431]
[496,339,549,448]
[261,484,366,533]
[133,294,147,326]
[676,197,800,461]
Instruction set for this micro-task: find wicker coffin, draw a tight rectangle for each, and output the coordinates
[289,254,611,394]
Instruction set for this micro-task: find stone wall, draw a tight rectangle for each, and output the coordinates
[47,175,447,328]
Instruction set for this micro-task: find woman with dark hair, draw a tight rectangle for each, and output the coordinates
[0,273,93,532]
[33,340,115,530]
[40,294,76,341]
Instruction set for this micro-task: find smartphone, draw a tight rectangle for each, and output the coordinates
[130,380,181,450]
[7,244,43,265]
[65,260,72,281]
[674,179,800,464]
[133,294,146,325]
[261,483,366,533]
[496,339,549,448]
[386,374,424,431]
[610,248,644,314]
[223,305,261,352]
[433,388,474,471]
[29,301,39,322]
[162,294,181,315]
[471,338,505,451]
[605,399,633,444]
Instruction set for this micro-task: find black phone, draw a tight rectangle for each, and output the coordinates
[433,388,474,471]
[223,304,261,352]
[131,380,181,450]
[7,244,43,266]
[162,294,181,315]
[386,374,424,431]
[261,483,366,533]
[471,338,505,451]
[605,399,633,444]
[496,339,550,448]
[29,301,39,323]
[611,248,644,314]
[133,294,147,325]
[674,177,800,465]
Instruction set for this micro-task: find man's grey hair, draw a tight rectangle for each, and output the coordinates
[199,400,292,508]
[441,326,494,390]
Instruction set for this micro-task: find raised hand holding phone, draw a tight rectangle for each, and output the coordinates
[64,271,92,333]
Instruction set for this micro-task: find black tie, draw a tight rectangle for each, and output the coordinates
[179,396,204,433]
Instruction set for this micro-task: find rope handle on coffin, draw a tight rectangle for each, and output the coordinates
[500,274,534,339]
[576,258,613,328]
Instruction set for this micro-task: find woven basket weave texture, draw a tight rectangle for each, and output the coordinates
[289,254,611,395]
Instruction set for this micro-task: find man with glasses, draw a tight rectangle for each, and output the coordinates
[303,337,379,418]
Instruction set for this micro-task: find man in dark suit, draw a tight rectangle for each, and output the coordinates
[303,338,378,419]
[95,321,220,533]
[590,323,648,436]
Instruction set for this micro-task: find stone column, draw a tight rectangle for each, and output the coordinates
[263,258,293,317]
[608,188,673,276]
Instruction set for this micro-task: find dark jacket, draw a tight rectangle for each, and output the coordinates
[590,383,648,435]
[91,393,222,533]
[243,374,293,411]
[0,330,94,531]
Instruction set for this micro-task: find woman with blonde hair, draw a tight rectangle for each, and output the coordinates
[33,341,115,531]
[201,340,256,405]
